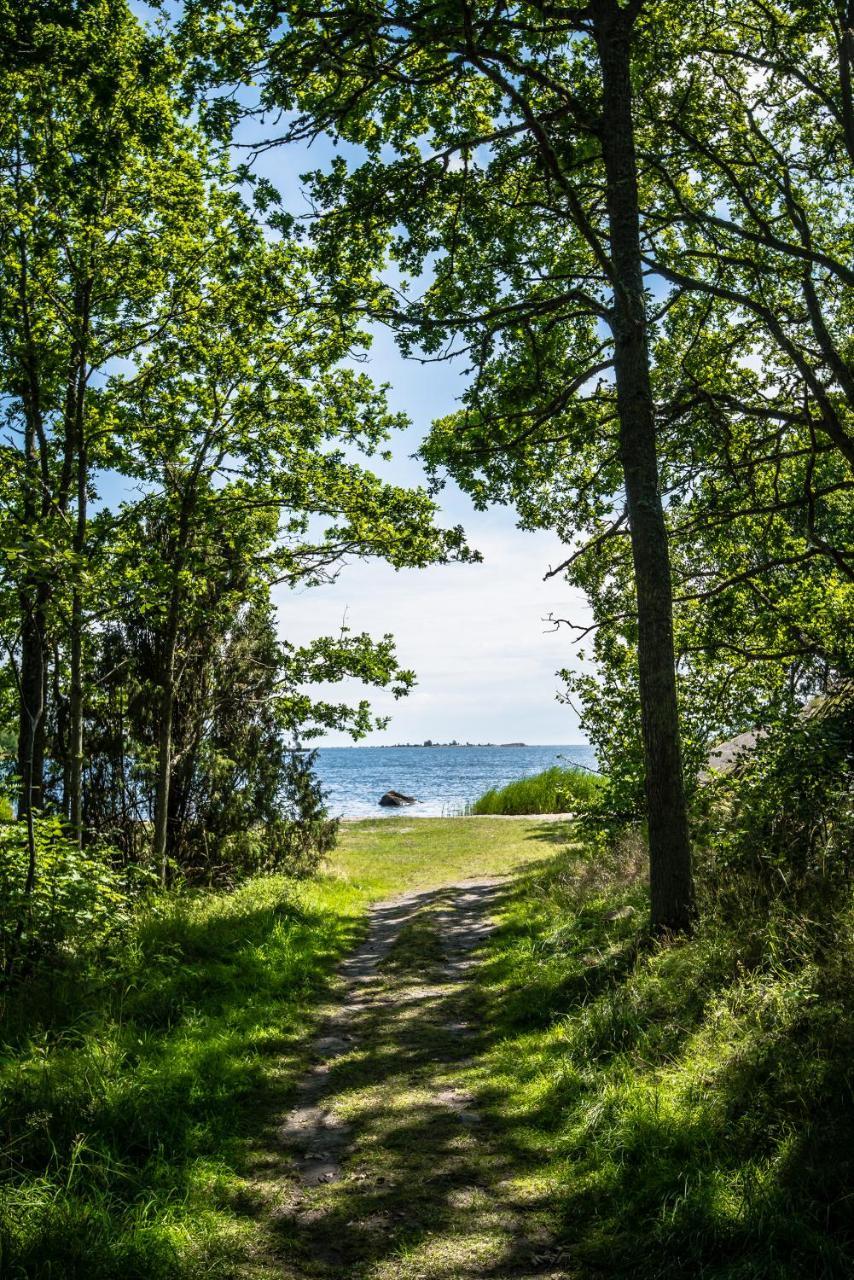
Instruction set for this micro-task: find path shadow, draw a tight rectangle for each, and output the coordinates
[242,879,572,1279]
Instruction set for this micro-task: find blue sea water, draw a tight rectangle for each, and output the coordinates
[313,743,597,819]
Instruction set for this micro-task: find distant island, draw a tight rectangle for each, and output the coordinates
[372,740,527,749]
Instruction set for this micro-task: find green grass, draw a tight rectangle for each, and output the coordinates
[5,815,850,1278]
[0,874,367,1278]
[469,764,604,814]
[468,832,854,1278]
[379,907,446,976]
[332,814,563,894]
[0,817,553,1278]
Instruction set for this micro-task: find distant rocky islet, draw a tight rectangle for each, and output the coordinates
[375,740,527,749]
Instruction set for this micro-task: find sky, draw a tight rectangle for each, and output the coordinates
[117,11,594,746]
[270,318,592,747]
[242,111,593,747]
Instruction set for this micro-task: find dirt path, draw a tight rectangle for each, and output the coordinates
[244,879,567,1279]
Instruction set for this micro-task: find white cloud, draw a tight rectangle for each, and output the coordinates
[273,515,592,745]
[246,140,594,745]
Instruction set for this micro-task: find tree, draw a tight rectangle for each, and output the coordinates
[0,0,215,843]
[106,183,468,881]
[184,0,696,928]
[641,0,853,473]
[1,0,472,900]
[562,0,854,801]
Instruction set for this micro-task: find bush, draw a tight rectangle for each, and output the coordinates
[470,764,604,815]
[179,748,339,885]
[696,692,853,916]
[0,814,136,977]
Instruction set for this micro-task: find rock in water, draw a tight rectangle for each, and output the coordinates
[379,790,416,807]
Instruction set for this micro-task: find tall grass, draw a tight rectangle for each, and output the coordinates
[470,832,854,1277]
[0,874,365,1278]
[469,764,603,815]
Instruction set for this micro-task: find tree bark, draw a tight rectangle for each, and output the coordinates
[594,2,694,931]
[68,584,85,840]
[839,1,854,166]
[15,217,49,826]
[152,579,182,887]
[68,328,89,846]
[153,665,176,887]
[17,595,47,819]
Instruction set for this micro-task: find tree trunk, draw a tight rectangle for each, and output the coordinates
[53,643,71,818]
[68,589,84,842]
[153,583,181,887]
[68,379,88,845]
[594,4,694,931]
[15,224,49,827]
[153,667,176,887]
[16,594,47,819]
[62,284,91,846]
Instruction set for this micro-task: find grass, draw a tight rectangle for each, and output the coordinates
[332,814,560,895]
[467,831,854,1278]
[0,874,366,1278]
[0,817,551,1278]
[469,764,604,815]
[4,813,852,1277]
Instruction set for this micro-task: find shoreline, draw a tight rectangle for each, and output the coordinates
[338,812,573,822]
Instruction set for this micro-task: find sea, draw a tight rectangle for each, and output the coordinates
[312,743,597,819]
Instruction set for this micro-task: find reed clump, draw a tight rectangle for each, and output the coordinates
[469,764,604,815]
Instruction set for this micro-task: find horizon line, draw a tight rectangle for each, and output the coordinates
[314,740,592,748]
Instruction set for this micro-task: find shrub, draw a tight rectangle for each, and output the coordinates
[0,814,135,977]
[470,764,604,815]
[179,748,338,885]
[696,693,853,916]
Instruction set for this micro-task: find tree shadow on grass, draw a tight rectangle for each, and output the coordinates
[466,851,854,1280]
[237,880,579,1279]
[0,886,367,1278]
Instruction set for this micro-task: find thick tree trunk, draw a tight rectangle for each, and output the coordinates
[595,5,694,931]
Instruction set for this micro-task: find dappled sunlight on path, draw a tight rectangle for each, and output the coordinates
[244,880,569,1279]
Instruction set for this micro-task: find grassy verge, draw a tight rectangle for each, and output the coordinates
[469,831,854,1278]
[469,764,603,814]
[0,818,552,1278]
[0,875,366,1278]
[9,813,847,1278]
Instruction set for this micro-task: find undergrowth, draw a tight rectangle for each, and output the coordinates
[472,829,854,1278]
[469,764,604,815]
[0,874,365,1278]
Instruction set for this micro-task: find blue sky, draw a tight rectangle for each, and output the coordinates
[271,333,591,746]
[239,105,592,746]
[119,12,593,744]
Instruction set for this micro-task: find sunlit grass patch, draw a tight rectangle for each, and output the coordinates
[0,874,366,1278]
[332,815,564,896]
[0,819,571,1277]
